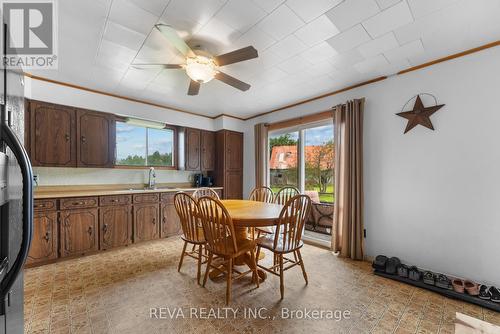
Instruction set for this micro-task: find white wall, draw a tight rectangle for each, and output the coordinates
[242,46,500,285]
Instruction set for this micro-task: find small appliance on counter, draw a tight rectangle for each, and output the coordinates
[193,174,214,187]
[194,173,204,187]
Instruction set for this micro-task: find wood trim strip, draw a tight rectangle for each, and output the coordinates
[397,40,500,75]
[267,110,334,131]
[244,76,387,121]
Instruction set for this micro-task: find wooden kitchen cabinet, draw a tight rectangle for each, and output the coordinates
[133,204,159,242]
[60,208,99,258]
[215,130,243,199]
[185,128,201,171]
[29,101,76,167]
[27,211,58,265]
[201,130,215,171]
[160,194,182,238]
[76,109,115,167]
[99,205,132,250]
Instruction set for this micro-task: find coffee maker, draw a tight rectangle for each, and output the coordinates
[194,173,204,187]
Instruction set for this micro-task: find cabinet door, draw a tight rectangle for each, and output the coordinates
[30,101,76,166]
[201,130,215,171]
[60,209,98,257]
[27,211,58,265]
[160,202,182,238]
[133,204,159,242]
[185,128,201,171]
[225,171,243,199]
[77,110,115,167]
[225,131,243,171]
[99,205,132,250]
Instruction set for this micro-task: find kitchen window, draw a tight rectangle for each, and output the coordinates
[115,120,176,168]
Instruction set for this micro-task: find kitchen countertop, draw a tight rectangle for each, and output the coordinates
[34,184,223,199]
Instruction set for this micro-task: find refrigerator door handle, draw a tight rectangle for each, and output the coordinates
[0,123,33,306]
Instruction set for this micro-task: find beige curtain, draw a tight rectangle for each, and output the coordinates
[332,99,365,260]
[254,123,268,187]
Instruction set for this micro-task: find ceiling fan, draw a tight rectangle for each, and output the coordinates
[134,24,259,96]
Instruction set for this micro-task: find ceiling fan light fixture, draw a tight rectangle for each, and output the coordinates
[185,56,217,83]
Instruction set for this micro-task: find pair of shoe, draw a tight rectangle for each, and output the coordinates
[479,285,500,302]
[452,279,480,295]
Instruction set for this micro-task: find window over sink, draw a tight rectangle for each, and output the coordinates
[116,121,176,168]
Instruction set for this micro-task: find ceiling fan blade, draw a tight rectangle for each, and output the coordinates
[214,46,258,66]
[155,24,195,58]
[132,64,184,69]
[215,71,251,91]
[188,80,201,96]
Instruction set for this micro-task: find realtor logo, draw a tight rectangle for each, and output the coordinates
[1,0,58,69]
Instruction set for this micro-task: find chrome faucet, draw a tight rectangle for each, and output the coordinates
[147,167,156,189]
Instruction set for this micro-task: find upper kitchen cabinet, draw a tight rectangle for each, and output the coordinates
[214,130,243,199]
[225,130,243,171]
[200,130,215,171]
[76,109,115,167]
[27,100,116,168]
[29,101,77,167]
[185,128,201,171]
[185,128,216,171]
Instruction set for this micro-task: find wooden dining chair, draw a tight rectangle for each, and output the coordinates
[192,187,220,201]
[274,186,300,205]
[249,186,275,238]
[256,194,312,299]
[198,196,259,304]
[174,192,206,284]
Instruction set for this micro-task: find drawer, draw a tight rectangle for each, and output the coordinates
[34,199,57,211]
[133,193,159,204]
[160,191,192,203]
[99,195,131,206]
[60,197,98,210]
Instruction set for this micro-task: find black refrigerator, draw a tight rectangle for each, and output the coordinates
[0,23,34,334]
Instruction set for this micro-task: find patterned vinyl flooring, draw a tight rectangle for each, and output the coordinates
[24,237,500,334]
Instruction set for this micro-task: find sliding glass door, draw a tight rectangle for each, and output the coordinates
[268,120,334,244]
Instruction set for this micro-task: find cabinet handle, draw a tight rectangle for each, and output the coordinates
[65,134,70,141]
[162,217,166,225]
[103,224,108,232]
[88,226,93,235]
[44,231,50,241]
[72,201,84,206]
[152,218,156,225]
[81,136,87,143]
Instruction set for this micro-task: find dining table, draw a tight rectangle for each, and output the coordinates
[208,199,283,282]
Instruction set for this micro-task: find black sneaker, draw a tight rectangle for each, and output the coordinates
[479,285,491,300]
[489,286,500,303]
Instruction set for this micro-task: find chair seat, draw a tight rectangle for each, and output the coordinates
[255,226,274,234]
[256,234,303,254]
[209,238,256,258]
[181,226,206,244]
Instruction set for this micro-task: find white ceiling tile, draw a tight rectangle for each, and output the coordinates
[259,49,285,68]
[215,0,267,34]
[253,67,289,83]
[152,68,190,87]
[362,1,414,38]
[127,0,169,16]
[376,58,410,75]
[306,60,339,76]
[257,5,304,40]
[277,55,312,74]
[393,8,443,44]
[286,0,344,22]
[109,0,159,35]
[353,54,388,73]
[267,35,307,59]
[233,26,276,52]
[95,55,131,72]
[326,24,371,53]
[104,21,147,51]
[294,15,340,47]
[160,0,226,34]
[300,41,338,63]
[357,32,399,58]
[384,39,424,63]
[375,0,401,10]
[194,18,242,47]
[98,39,137,65]
[60,0,110,21]
[328,48,364,68]
[407,0,460,19]
[326,0,379,31]
[252,0,285,13]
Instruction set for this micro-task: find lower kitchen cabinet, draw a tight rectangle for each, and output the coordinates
[99,205,132,250]
[134,204,159,242]
[160,201,182,238]
[60,208,99,258]
[27,211,58,265]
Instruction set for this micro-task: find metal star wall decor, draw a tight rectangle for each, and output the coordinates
[396,95,445,134]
